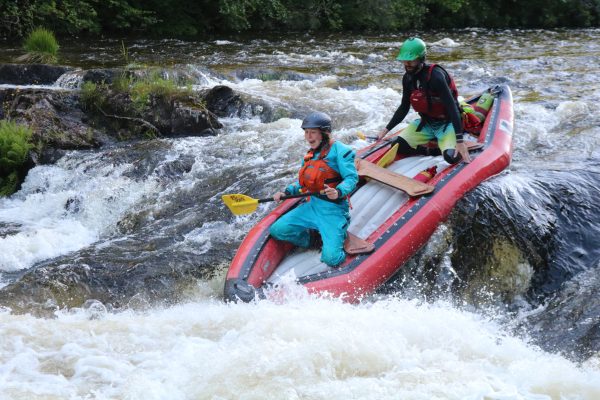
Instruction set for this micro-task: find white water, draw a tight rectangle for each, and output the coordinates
[2,31,600,398]
[0,79,406,274]
[1,292,599,399]
[0,153,161,273]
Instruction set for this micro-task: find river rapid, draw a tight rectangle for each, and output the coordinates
[1,29,600,399]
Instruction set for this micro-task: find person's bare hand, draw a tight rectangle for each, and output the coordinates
[273,191,286,203]
[321,184,339,200]
[456,142,471,163]
[377,128,389,141]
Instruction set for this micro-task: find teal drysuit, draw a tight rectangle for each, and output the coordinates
[270,141,358,267]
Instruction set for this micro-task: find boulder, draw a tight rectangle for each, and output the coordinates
[203,85,295,122]
[0,63,74,85]
[3,88,102,152]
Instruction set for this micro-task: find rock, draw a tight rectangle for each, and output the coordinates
[2,88,102,152]
[202,85,240,116]
[0,63,74,85]
[82,68,128,85]
[169,102,220,136]
[521,267,600,361]
[202,85,294,122]
[232,68,313,82]
[84,88,222,138]
[0,231,233,316]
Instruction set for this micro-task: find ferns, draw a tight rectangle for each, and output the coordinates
[0,121,33,196]
[0,121,32,171]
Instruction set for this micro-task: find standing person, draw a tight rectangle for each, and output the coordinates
[270,112,358,267]
[378,37,470,164]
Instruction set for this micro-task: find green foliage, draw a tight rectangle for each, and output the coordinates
[80,81,106,111]
[0,121,33,197]
[0,0,156,37]
[0,172,20,197]
[112,74,133,93]
[20,28,60,63]
[80,70,192,114]
[2,0,597,39]
[0,121,33,171]
[129,71,191,111]
[338,0,426,31]
[219,0,288,30]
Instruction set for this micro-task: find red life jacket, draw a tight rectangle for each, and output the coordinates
[409,64,459,120]
[299,141,342,193]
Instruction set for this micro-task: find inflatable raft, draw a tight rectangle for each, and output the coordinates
[224,85,513,302]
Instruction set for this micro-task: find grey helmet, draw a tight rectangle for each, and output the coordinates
[301,112,332,132]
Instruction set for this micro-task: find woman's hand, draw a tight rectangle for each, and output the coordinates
[321,184,340,200]
[273,191,287,203]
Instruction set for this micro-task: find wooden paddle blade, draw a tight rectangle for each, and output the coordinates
[377,143,399,168]
[356,159,434,197]
[344,232,374,255]
[222,194,259,215]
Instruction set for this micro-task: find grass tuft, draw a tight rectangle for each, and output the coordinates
[129,71,191,111]
[19,28,60,63]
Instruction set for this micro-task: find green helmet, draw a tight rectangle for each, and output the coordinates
[396,37,427,61]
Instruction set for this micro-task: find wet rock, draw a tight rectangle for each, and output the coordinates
[81,66,212,87]
[0,164,243,315]
[233,68,313,82]
[82,68,126,85]
[202,85,246,117]
[447,171,600,303]
[521,267,600,361]
[0,63,74,85]
[2,87,102,152]
[160,98,221,136]
[83,86,222,138]
[0,237,232,316]
[202,85,294,123]
[0,222,22,238]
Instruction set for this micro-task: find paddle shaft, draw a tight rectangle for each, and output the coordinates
[257,192,314,203]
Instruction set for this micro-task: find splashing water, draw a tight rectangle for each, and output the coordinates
[1,295,599,399]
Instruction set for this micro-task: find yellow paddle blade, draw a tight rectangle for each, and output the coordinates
[222,194,259,215]
[377,143,398,168]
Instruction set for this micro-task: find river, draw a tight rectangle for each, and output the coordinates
[1,29,600,399]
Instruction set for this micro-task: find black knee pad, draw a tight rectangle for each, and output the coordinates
[394,137,415,154]
[443,149,461,164]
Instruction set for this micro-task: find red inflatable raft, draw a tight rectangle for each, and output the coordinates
[224,85,514,302]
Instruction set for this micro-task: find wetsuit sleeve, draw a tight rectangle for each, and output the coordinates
[285,160,304,195]
[385,74,412,131]
[429,68,463,142]
[285,182,301,195]
[332,143,358,197]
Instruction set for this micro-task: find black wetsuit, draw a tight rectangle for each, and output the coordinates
[386,64,463,142]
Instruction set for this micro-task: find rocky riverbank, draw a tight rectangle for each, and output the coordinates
[0,63,293,192]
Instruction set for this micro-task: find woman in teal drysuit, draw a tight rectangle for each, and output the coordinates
[270,112,358,267]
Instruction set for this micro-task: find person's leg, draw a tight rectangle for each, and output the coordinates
[395,119,441,156]
[434,123,461,164]
[269,204,316,248]
[314,203,350,267]
[396,120,432,150]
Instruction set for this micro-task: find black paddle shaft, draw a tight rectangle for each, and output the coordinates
[257,192,314,204]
